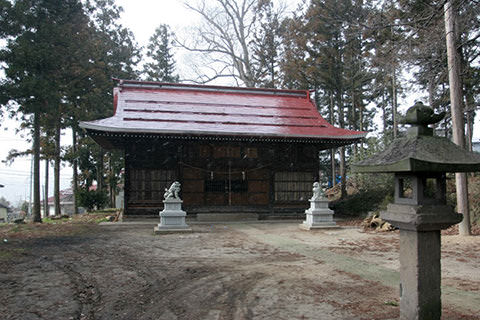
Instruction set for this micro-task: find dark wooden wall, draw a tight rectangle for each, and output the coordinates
[124,138,320,216]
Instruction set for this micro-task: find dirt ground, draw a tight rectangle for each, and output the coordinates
[0,218,479,320]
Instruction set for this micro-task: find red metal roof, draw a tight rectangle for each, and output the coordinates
[80,80,366,141]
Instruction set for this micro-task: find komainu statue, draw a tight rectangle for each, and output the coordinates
[310,182,323,201]
[164,181,181,200]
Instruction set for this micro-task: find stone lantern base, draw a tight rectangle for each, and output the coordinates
[381,203,462,320]
[299,198,339,230]
[154,198,192,234]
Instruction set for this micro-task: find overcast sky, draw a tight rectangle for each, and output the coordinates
[0,0,479,205]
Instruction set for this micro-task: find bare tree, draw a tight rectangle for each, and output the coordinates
[178,0,280,86]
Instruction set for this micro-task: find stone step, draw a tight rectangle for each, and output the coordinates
[195,213,259,222]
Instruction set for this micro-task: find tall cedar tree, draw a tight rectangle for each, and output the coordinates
[281,0,376,196]
[67,0,140,212]
[0,0,91,221]
[251,1,283,88]
[143,24,179,83]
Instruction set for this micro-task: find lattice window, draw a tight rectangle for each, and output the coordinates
[274,172,314,202]
[129,169,175,203]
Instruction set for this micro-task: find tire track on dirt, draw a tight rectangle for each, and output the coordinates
[27,242,105,320]
[97,226,275,319]
[61,263,102,320]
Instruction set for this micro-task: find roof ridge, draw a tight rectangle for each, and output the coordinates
[114,78,309,98]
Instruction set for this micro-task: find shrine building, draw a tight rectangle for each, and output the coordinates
[80,79,366,219]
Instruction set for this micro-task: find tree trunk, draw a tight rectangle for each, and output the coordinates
[463,80,475,152]
[337,93,346,199]
[382,91,387,140]
[442,83,449,138]
[392,68,398,139]
[54,114,61,216]
[329,93,336,187]
[359,100,364,152]
[331,149,336,187]
[428,77,435,109]
[465,110,473,152]
[340,146,346,199]
[72,126,79,215]
[351,91,358,156]
[32,111,42,223]
[108,154,114,208]
[444,0,471,235]
[459,32,474,153]
[97,150,104,191]
[44,159,49,218]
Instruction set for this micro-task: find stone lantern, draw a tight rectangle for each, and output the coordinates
[352,102,480,320]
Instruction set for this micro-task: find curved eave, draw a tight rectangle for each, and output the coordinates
[82,128,365,151]
[79,121,367,142]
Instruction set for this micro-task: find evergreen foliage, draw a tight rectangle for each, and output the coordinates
[143,24,179,82]
[0,0,140,220]
[76,188,108,212]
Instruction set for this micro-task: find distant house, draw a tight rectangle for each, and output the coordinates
[43,188,86,217]
[0,203,8,222]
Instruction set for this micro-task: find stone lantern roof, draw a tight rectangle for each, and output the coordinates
[353,102,480,173]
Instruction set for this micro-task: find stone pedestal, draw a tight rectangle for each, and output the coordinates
[399,229,441,320]
[299,198,338,230]
[381,203,462,320]
[154,198,191,233]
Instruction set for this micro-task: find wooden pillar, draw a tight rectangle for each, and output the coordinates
[124,147,130,216]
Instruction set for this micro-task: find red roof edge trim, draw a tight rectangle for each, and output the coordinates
[113,78,308,98]
[123,117,328,128]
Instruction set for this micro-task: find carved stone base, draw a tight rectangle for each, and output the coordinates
[154,198,192,233]
[381,203,462,320]
[299,198,339,230]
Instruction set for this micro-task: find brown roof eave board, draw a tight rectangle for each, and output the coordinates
[85,129,363,148]
[87,133,119,150]
[80,121,367,141]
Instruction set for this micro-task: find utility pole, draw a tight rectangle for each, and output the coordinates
[444,0,471,235]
